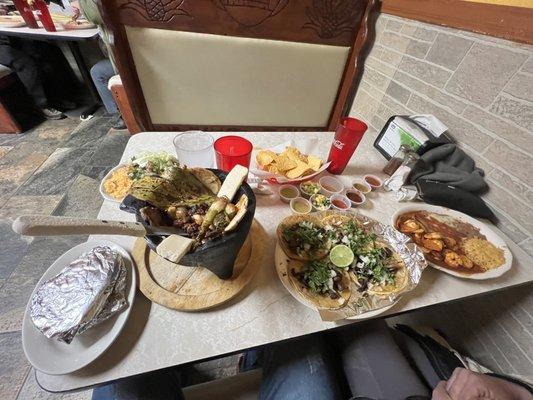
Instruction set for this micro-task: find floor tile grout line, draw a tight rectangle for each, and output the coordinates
[15,363,32,400]
[496,320,533,365]
[508,312,533,340]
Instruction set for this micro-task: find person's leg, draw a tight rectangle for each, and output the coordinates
[337,320,430,400]
[90,59,119,114]
[259,335,344,400]
[0,44,47,108]
[22,40,78,106]
[91,367,184,400]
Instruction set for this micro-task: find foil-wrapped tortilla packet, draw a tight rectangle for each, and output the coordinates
[315,211,427,322]
[30,246,128,344]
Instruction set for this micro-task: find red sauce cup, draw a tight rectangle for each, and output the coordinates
[363,174,383,190]
[330,194,351,211]
[345,189,366,207]
[214,136,253,173]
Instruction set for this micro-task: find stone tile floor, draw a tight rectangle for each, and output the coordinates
[0,116,531,399]
[0,116,241,399]
[0,114,126,399]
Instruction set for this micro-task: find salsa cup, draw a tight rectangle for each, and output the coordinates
[345,189,366,207]
[352,180,372,194]
[319,176,344,197]
[299,180,321,198]
[309,193,331,212]
[290,197,312,215]
[279,184,300,203]
[363,174,383,190]
[330,194,351,211]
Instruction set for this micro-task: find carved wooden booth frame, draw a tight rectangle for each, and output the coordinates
[99,0,375,132]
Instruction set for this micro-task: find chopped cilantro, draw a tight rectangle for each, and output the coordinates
[283,222,329,257]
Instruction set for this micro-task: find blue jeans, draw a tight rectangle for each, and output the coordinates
[92,321,430,400]
[92,368,184,400]
[90,59,118,114]
[260,335,345,400]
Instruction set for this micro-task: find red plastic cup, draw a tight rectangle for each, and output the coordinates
[327,117,368,175]
[13,0,38,28]
[214,135,253,173]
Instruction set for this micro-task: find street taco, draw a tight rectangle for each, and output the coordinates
[277,215,332,261]
[288,259,351,309]
[322,215,409,297]
[349,243,408,296]
[321,213,352,227]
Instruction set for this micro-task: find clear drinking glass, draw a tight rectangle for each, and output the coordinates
[173,131,215,168]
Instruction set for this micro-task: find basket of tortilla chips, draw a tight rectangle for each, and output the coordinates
[250,140,330,183]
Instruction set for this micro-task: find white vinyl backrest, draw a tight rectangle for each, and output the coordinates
[125,27,350,127]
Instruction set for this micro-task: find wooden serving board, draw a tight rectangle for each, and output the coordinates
[132,220,266,311]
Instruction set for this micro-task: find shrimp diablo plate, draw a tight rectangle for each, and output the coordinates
[275,211,426,318]
[392,205,512,280]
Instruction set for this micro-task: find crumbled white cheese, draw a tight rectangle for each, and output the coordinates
[156,235,194,263]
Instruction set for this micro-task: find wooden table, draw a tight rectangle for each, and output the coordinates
[0,26,101,118]
[36,131,533,392]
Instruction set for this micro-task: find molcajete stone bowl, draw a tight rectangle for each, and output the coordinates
[120,169,256,279]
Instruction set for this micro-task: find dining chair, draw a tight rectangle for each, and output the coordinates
[0,66,22,134]
[99,0,376,132]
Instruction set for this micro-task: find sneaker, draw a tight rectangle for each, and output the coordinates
[112,116,126,130]
[41,107,66,120]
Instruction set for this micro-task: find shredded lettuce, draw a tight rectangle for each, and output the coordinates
[129,152,180,180]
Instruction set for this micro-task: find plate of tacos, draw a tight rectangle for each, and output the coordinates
[275,211,427,319]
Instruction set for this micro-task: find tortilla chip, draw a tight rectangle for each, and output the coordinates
[286,160,312,179]
[282,147,306,163]
[256,150,277,167]
[276,155,297,172]
[267,165,279,174]
[307,155,323,171]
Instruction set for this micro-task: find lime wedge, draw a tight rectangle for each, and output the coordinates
[329,244,354,268]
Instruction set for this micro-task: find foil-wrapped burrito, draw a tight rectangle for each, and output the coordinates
[30,246,128,344]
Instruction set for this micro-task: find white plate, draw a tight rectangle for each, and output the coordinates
[391,204,512,280]
[99,164,129,203]
[275,243,394,320]
[22,240,136,375]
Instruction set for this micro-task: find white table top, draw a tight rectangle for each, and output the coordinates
[37,131,533,392]
[0,25,98,40]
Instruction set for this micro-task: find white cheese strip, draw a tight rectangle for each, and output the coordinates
[156,235,194,263]
[218,165,248,201]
